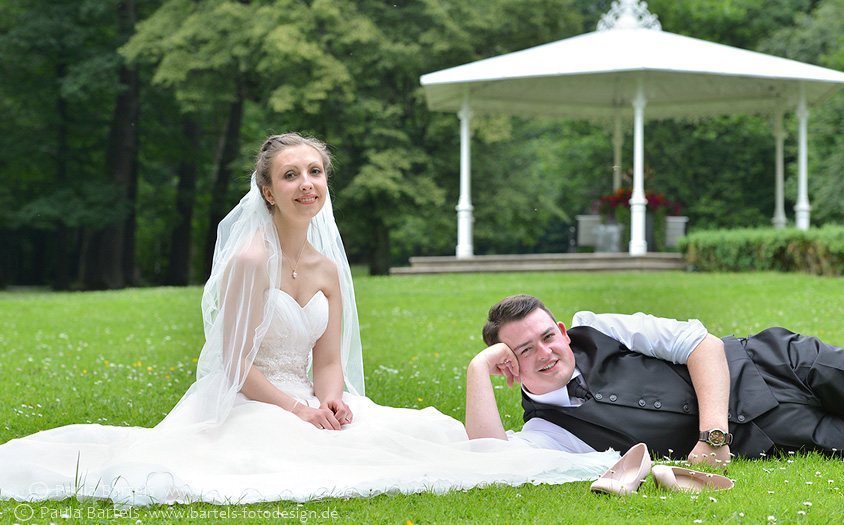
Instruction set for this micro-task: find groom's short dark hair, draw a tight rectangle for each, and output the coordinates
[482,294,557,346]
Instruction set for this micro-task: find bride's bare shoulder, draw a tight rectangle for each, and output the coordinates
[312,252,340,291]
[228,231,271,274]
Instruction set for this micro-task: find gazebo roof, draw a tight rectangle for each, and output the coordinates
[421,21,844,121]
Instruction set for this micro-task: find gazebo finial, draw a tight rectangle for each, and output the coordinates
[597,0,661,31]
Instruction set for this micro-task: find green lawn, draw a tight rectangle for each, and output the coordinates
[1,271,843,524]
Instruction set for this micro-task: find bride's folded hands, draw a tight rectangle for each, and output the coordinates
[292,402,343,430]
[324,398,354,426]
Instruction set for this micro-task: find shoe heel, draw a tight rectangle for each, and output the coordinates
[590,443,651,496]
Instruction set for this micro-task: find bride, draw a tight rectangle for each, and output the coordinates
[0,133,618,506]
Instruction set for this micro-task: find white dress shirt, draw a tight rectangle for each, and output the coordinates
[507,311,709,453]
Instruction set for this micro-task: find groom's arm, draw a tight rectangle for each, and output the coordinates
[465,343,519,440]
[685,334,731,468]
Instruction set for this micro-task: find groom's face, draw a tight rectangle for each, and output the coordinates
[498,309,576,395]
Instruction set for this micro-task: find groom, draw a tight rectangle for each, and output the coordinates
[465,294,844,466]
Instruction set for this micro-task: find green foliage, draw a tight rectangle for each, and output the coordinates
[757,0,844,66]
[122,0,248,111]
[649,0,814,48]
[471,118,567,254]
[3,0,844,284]
[343,148,445,213]
[0,0,126,226]
[643,115,777,231]
[315,0,587,269]
[808,92,844,224]
[466,118,613,255]
[680,225,844,275]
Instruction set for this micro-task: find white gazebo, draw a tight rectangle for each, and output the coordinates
[421,0,844,257]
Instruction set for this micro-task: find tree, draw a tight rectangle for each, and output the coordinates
[84,0,142,289]
[122,0,362,277]
[163,117,201,285]
[313,0,585,272]
[4,0,838,286]
[648,0,815,49]
[0,0,142,289]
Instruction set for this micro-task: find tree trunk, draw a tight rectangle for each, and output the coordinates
[90,0,140,289]
[368,214,391,276]
[83,0,140,289]
[203,91,244,278]
[164,117,200,286]
[53,61,71,291]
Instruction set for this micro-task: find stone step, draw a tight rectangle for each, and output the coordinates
[390,253,686,275]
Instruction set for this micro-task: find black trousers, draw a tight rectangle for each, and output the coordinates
[742,328,844,454]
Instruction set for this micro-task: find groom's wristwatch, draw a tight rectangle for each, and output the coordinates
[699,428,733,447]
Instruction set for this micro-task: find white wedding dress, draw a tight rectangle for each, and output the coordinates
[0,289,618,506]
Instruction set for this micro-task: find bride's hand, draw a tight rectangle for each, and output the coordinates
[291,402,342,430]
[323,399,353,426]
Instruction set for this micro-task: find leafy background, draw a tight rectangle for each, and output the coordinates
[1,0,843,287]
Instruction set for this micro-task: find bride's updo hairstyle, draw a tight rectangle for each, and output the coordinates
[255,132,333,211]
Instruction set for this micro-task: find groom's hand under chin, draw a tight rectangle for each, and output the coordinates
[474,343,520,388]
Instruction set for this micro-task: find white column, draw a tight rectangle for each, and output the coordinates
[771,108,787,229]
[794,88,811,230]
[613,115,623,191]
[456,100,474,258]
[629,81,648,255]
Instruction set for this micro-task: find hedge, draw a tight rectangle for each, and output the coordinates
[678,225,844,276]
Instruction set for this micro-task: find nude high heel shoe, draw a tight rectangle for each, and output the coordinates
[590,443,651,496]
[651,465,734,492]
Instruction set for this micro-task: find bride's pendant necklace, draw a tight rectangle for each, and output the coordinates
[282,240,307,279]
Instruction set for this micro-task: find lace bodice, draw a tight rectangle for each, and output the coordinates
[253,289,329,388]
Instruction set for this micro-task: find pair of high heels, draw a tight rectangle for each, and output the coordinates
[590,443,734,496]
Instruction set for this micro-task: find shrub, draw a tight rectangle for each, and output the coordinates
[679,226,844,276]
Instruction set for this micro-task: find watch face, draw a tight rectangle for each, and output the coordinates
[709,429,726,445]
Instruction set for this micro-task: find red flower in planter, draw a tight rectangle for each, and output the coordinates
[596,188,681,216]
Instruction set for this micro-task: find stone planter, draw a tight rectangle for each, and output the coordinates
[595,224,623,252]
[575,215,603,247]
[665,216,689,247]
[576,214,689,251]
